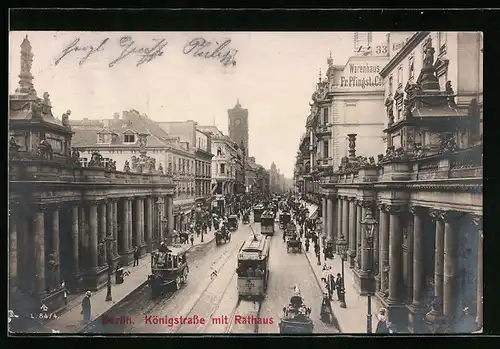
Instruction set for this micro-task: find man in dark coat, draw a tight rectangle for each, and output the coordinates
[81,291,92,323]
[335,273,344,301]
[133,246,140,267]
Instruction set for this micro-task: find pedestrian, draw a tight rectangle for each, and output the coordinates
[320,291,333,324]
[305,238,310,252]
[133,246,139,267]
[335,273,343,301]
[61,280,68,305]
[375,308,389,333]
[81,291,91,323]
[190,234,194,246]
[282,230,286,242]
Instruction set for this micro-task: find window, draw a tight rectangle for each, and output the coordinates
[323,140,329,158]
[220,163,225,174]
[124,134,135,143]
[437,32,447,55]
[409,56,415,79]
[323,108,329,125]
[397,66,403,86]
[97,134,105,144]
[80,157,89,167]
[103,157,112,167]
[388,76,393,95]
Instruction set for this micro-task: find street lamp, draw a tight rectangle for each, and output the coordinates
[337,235,348,309]
[360,207,378,334]
[104,234,114,302]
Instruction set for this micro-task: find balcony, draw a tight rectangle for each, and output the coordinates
[314,124,332,137]
[316,158,333,169]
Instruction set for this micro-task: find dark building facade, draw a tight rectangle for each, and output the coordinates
[9,36,175,319]
[228,99,249,157]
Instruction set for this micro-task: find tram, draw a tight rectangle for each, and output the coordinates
[253,204,265,223]
[260,211,275,236]
[236,234,271,300]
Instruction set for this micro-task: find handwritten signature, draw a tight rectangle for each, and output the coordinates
[54,38,109,66]
[108,36,168,67]
[183,38,237,67]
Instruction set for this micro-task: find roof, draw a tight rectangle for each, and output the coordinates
[71,111,177,148]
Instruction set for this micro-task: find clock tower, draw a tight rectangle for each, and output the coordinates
[228,99,249,156]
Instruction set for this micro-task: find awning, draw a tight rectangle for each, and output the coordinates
[307,203,319,220]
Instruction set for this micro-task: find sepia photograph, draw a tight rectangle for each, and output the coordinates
[8,29,483,335]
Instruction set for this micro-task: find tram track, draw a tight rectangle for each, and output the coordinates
[172,238,246,333]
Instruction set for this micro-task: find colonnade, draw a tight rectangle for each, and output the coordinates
[9,194,174,294]
[321,193,483,331]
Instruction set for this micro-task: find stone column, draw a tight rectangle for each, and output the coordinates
[387,204,404,304]
[135,198,142,248]
[121,199,129,253]
[322,196,327,236]
[113,200,119,256]
[128,200,133,250]
[410,205,425,307]
[341,197,349,253]
[146,198,153,250]
[107,200,113,242]
[167,196,174,239]
[430,209,445,307]
[355,201,362,269]
[99,201,107,267]
[9,211,18,288]
[473,215,483,329]
[88,202,98,270]
[33,206,46,294]
[71,205,79,274]
[336,196,342,248]
[443,211,458,324]
[348,198,356,268]
[378,203,389,294]
[78,206,86,269]
[51,207,61,286]
[326,196,335,243]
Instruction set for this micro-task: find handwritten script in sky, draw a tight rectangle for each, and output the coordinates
[54,36,237,67]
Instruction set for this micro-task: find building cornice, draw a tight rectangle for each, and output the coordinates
[379,31,431,78]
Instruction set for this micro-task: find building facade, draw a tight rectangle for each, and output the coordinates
[9,37,175,317]
[71,111,199,232]
[316,32,483,333]
[198,126,245,195]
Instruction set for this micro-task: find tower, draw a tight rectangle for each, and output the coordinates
[228,99,249,156]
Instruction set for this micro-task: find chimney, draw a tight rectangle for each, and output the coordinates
[347,134,357,159]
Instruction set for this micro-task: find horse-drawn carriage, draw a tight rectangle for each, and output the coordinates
[279,212,291,229]
[286,234,302,253]
[149,244,189,298]
[215,226,231,245]
[227,214,239,231]
[279,286,313,333]
[242,211,250,224]
[285,223,301,253]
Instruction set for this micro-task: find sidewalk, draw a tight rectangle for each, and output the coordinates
[27,232,216,333]
[303,239,379,334]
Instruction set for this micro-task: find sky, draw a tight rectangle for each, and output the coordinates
[9,31,388,178]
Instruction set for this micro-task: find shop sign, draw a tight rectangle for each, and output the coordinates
[339,62,383,89]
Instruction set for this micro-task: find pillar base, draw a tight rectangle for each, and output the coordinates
[69,271,84,293]
[406,303,428,333]
[348,255,356,269]
[138,243,148,257]
[120,249,135,266]
[82,265,109,291]
[386,302,408,332]
[352,269,375,296]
